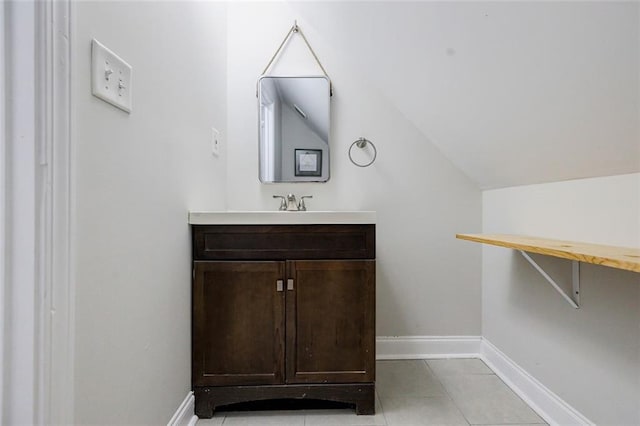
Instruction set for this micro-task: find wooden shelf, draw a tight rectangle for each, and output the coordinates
[456,234,640,273]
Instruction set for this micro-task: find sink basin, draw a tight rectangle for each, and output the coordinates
[188,211,376,225]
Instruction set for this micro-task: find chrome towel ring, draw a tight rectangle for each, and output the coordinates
[348,137,377,168]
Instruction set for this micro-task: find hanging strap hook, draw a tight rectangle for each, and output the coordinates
[258,20,333,96]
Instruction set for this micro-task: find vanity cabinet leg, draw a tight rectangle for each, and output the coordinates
[355,391,375,415]
[356,399,375,415]
[194,389,214,419]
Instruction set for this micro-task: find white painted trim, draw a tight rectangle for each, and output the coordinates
[167,337,592,426]
[34,1,49,422]
[0,1,7,421]
[168,392,198,426]
[480,339,594,426]
[376,336,482,360]
[34,0,74,424]
[4,2,37,423]
[50,0,75,423]
[376,336,592,425]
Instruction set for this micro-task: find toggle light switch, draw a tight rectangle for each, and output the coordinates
[211,128,221,157]
[91,39,132,113]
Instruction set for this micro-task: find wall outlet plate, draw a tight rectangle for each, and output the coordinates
[212,128,221,157]
[91,39,132,113]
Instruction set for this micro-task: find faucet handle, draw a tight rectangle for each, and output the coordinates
[298,195,313,211]
[273,195,287,211]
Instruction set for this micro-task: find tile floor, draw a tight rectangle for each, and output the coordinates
[196,359,548,426]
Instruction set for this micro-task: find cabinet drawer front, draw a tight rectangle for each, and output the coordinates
[193,225,375,260]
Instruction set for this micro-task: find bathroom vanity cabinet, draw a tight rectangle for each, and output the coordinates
[190,222,376,417]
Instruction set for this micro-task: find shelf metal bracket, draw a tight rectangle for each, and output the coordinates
[518,250,580,309]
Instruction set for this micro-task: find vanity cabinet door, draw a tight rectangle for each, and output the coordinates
[193,261,285,387]
[285,260,375,384]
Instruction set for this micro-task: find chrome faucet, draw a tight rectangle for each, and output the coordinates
[285,194,298,211]
[273,194,313,211]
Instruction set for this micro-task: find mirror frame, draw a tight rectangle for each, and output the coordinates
[257,75,331,183]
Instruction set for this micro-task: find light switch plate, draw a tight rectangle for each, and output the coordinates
[211,128,221,157]
[91,39,132,113]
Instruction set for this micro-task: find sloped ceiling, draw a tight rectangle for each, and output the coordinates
[290,1,640,189]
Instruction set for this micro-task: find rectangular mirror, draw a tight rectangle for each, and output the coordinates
[258,76,330,183]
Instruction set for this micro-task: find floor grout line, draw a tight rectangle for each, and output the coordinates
[375,389,390,426]
[422,359,472,426]
[424,359,548,426]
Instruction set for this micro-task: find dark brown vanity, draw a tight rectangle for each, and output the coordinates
[190,214,376,417]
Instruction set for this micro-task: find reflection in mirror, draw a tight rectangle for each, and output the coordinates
[258,76,330,183]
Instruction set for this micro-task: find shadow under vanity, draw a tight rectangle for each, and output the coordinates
[189,211,377,417]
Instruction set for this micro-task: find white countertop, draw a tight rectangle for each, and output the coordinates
[188,211,376,225]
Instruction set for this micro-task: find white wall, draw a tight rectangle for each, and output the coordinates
[72,2,227,424]
[289,1,640,189]
[226,2,482,336]
[482,173,640,425]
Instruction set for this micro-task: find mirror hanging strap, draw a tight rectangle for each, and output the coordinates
[258,20,333,96]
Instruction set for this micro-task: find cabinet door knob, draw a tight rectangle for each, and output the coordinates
[276,280,284,292]
[287,279,294,291]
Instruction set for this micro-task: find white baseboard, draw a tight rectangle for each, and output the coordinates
[376,335,483,360]
[172,337,592,426]
[168,391,198,426]
[376,335,592,426]
[480,339,593,426]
